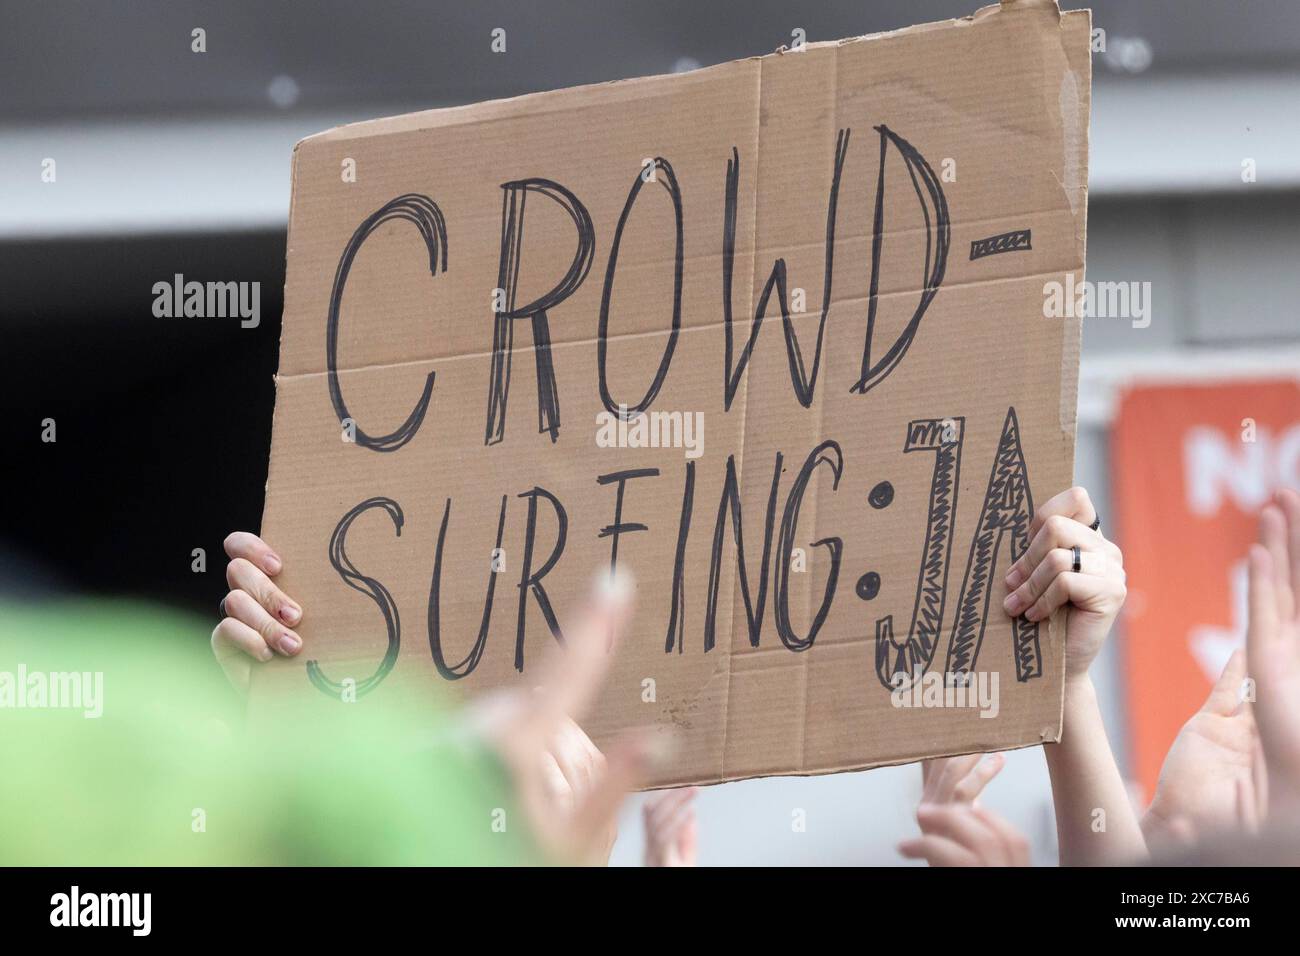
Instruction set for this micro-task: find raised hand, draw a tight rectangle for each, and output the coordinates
[920,752,1006,806]
[643,787,699,867]
[464,572,654,864]
[1246,489,1300,806]
[898,802,1031,867]
[1144,650,1267,846]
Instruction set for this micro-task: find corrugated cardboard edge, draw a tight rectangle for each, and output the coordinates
[250,139,307,703]
[287,1,1059,151]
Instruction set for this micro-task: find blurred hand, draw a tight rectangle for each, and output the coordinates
[1002,486,1126,685]
[920,752,1005,806]
[642,787,699,867]
[213,533,650,863]
[537,716,620,865]
[898,803,1030,867]
[1143,650,1266,846]
[212,532,303,693]
[1246,489,1300,804]
[465,572,653,865]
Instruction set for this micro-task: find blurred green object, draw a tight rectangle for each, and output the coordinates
[0,600,537,865]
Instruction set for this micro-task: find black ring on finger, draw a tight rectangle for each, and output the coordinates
[1071,545,1082,573]
[218,597,227,619]
[1089,513,1101,532]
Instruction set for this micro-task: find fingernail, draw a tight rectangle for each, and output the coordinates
[1003,592,1023,615]
[257,645,274,663]
[280,604,301,625]
[264,554,282,574]
[278,632,301,655]
[1024,606,1041,622]
[1005,567,1023,589]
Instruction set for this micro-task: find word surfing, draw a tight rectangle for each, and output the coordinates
[308,409,1045,707]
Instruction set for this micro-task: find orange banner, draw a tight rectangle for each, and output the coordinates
[1113,379,1300,796]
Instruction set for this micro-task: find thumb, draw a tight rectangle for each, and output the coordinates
[1203,648,1247,716]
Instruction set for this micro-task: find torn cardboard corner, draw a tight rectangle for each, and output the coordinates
[254,0,1091,787]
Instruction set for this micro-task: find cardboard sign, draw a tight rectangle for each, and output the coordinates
[255,0,1091,786]
[1113,380,1300,797]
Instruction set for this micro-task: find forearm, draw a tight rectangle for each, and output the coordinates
[1044,676,1147,866]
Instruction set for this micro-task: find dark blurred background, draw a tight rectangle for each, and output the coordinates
[4,0,1299,864]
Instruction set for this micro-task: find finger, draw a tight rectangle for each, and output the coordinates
[1253,735,1269,823]
[1165,815,1196,846]
[548,721,599,801]
[223,531,282,576]
[211,616,272,691]
[224,588,302,656]
[539,750,574,811]
[1277,487,1300,612]
[565,733,649,864]
[916,804,1005,865]
[651,795,696,841]
[927,754,980,803]
[226,557,302,627]
[1260,505,1296,622]
[1236,776,1259,834]
[1203,648,1248,717]
[971,805,1031,865]
[1027,486,1098,542]
[569,717,606,768]
[950,753,1005,805]
[645,787,697,829]
[1022,570,1120,623]
[897,835,980,867]
[1007,513,1106,590]
[531,571,634,734]
[676,815,698,864]
[1005,547,1107,618]
[920,758,939,789]
[1246,545,1281,661]
[919,757,951,800]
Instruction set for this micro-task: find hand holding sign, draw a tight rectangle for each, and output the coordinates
[212,532,304,693]
[215,535,648,863]
[1003,486,1127,683]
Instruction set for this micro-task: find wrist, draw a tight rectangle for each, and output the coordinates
[1048,674,1099,755]
[1063,672,1096,708]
